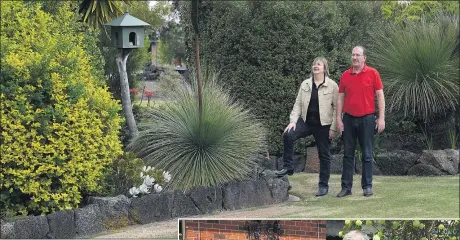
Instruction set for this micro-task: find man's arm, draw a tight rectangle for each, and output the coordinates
[336,93,345,133]
[376,89,385,133]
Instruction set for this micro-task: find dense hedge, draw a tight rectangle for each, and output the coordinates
[179,1,384,154]
[0,2,123,215]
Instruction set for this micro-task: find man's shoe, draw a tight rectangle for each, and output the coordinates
[315,188,328,197]
[363,188,373,197]
[274,169,294,177]
[336,189,352,198]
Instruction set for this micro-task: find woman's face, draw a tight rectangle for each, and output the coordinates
[312,61,325,75]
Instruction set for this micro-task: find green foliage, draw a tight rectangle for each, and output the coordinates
[123,0,168,31]
[100,151,167,196]
[100,152,144,196]
[0,1,123,215]
[369,15,459,124]
[341,220,460,240]
[421,127,434,150]
[79,0,127,29]
[179,1,385,154]
[157,66,182,96]
[448,127,458,149]
[127,71,266,190]
[381,1,459,24]
[157,21,186,65]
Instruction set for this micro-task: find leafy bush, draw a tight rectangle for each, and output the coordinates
[369,15,459,124]
[127,71,265,190]
[0,2,123,215]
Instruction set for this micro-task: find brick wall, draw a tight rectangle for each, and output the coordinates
[184,220,327,240]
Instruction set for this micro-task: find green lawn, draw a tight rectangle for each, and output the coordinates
[286,173,459,218]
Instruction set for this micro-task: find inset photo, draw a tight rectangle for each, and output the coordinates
[180,220,327,240]
[179,219,460,240]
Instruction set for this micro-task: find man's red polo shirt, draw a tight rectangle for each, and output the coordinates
[338,64,383,117]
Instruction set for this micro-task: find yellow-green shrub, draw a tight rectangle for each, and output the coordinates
[0,2,123,216]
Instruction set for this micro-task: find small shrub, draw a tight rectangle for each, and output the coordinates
[421,127,434,150]
[448,127,458,149]
[100,152,170,197]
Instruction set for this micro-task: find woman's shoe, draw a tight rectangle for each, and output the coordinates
[274,169,294,176]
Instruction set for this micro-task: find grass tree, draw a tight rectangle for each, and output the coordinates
[370,15,459,149]
[127,71,266,190]
[370,15,459,124]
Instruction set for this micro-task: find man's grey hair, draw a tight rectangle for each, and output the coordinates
[343,230,370,240]
[354,45,367,56]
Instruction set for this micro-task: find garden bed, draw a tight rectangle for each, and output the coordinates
[0,176,289,239]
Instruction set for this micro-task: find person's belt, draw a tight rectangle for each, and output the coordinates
[344,112,375,118]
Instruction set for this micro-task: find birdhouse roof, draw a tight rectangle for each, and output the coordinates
[104,12,150,27]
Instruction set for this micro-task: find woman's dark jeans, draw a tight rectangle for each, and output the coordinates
[341,113,375,191]
[283,119,332,189]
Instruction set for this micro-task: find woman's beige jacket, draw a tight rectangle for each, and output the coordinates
[289,76,339,132]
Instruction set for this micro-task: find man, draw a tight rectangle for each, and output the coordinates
[344,230,370,240]
[336,45,385,197]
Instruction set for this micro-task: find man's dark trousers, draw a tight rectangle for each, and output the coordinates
[283,119,332,189]
[341,113,375,191]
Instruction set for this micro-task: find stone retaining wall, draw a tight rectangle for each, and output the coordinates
[268,149,459,176]
[0,177,289,239]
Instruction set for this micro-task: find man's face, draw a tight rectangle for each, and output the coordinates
[351,47,366,68]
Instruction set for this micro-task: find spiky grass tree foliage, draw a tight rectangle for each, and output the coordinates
[127,72,265,190]
[369,15,459,123]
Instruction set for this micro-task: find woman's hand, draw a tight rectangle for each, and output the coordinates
[336,118,344,133]
[284,123,296,134]
[329,130,336,139]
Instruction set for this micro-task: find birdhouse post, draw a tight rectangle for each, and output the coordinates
[104,12,150,140]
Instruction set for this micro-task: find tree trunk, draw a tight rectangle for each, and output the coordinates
[116,49,138,140]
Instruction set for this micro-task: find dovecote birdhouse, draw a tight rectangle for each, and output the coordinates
[104,12,150,49]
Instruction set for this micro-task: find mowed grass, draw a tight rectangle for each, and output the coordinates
[286,173,459,219]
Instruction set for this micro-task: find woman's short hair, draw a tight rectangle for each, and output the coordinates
[311,57,329,77]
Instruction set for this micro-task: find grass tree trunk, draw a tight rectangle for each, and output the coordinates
[116,49,138,140]
[195,35,203,122]
[191,0,202,123]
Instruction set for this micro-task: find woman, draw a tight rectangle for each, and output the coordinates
[274,57,338,197]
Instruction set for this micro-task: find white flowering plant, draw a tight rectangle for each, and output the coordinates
[339,220,460,240]
[128,165,172,198]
